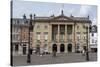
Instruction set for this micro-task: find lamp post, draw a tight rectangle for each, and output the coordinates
[86,26,89,61]
[10,0,13,66]
[27,14,32,63]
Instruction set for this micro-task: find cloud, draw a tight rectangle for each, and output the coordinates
[92,18,97,25]
[79,5,92,17]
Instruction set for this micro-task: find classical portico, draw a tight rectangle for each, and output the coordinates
[51,23,75,53]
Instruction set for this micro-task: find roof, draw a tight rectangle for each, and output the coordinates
[12,12,91,23]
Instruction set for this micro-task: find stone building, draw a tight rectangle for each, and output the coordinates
[12,14,34,55]
[11,10,91,54]
[33,10,91,53]
[90,25,97,52]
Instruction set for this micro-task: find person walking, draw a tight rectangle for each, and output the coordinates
[82,49,85,56]
[52,50,56,57]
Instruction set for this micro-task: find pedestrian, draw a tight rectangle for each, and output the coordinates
[52,50,56,57]
[82,49,85,56]
[40,48,44,57]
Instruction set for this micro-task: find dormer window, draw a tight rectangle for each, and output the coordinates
[17,20,19,24]
[25,20,28,24]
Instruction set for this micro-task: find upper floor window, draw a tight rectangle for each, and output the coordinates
[37,25,40,29]
[36,32,41,40]
[37,32,41,34]
[76,32,80,34]
[17,20,19,24]
[92,33,94,37]
[44,32,48,34]
[77,25,79,29]
[67,25,72,34]
[77,35,80,41]
[83,25,86,29]
[95,40,97,43]
[83,32,86,34]
[44,32,48,40]
[92,39,94,43]
[25,20,28,24]
[44,25,48,29]
[83,36,86,40]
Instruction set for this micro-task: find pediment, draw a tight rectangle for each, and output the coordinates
[51,15,73,21]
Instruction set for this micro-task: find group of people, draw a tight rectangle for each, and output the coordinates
[34,48,50,56]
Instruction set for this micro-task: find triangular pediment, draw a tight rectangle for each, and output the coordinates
[51,15,73,21]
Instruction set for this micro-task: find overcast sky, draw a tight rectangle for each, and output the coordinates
[12,0,97,25]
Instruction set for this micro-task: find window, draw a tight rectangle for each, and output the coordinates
[83,25,86,29]
[92,39,94,43]
[67,25,72,34]
[16,28,19,32]
[44,32,48,34]
[37,35,40,40]
[15,44,19,51]
[37,32,41,34]
[83,36,85,40]
[17,20,19,24]
[44,32,48,40]
[83,32,86,34]
[95,40,97,43]
[25,20,28,24]
[92,33,94,37]
[30,37,32,41]
[76,32,80,34]
[37,25,40,29]
[76,43,80,50]
[83,35,86,40]
[60,34,64,42]
[77,26,79,29]
[37,32,41,40]
[17,35,19,40]
[44,35,48,40]
[77,35,80,41]
[44,25,48,29]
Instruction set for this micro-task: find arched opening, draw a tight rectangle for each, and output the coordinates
[67,44,72,52]
[60,44,65,52]
[23,44,26,55]
[36,44,40,54]
[52,44,57,52]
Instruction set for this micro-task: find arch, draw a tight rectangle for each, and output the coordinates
[52,44,57,52]
[23,44,26,55]
[60,44,65,52]
[67,44,72,52]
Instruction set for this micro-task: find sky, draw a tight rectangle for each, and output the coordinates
[12,0,97,25]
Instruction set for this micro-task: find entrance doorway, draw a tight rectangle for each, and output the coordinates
[52,44,57,52]
[60,44,65,52]
[67,44,72,52]
[23,44,26,55]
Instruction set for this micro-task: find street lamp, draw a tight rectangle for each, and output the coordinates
[10,0,13,66]
[27,14,32,63]
[86,26,89,61]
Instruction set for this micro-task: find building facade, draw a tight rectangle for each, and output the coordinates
[33,10,91,53]
[12,14,34,55]
[90,25,97,52]
[12,11,91,54]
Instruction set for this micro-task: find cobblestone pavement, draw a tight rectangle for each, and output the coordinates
[13,53,97,66]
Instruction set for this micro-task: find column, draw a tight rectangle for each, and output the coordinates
[65,25,68,53]
[57,43,60,53]
[72,25,75,52]
[58,25,60,42]
[65,25,67,42]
